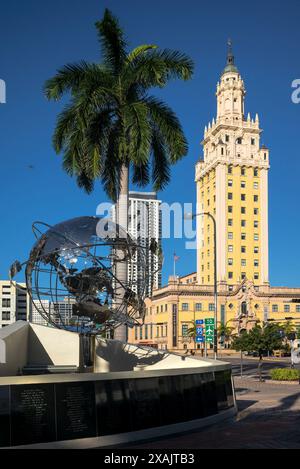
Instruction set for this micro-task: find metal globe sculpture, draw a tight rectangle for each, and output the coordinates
[9,216,157,334]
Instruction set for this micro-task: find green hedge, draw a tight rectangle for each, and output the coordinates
[270,368,300,381]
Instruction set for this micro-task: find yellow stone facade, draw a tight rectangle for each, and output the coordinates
[127,46,300,351]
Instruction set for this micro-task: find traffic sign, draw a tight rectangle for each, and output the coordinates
[196,336,205,343]
[195,320,204,325]
[196,327,204,336]
[205,318,214,325]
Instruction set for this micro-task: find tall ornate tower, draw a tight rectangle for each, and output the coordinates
[195,41,270,288]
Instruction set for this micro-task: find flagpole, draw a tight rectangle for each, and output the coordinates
[173,253,176,277]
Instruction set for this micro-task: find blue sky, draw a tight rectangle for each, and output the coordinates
[0,0,300,286]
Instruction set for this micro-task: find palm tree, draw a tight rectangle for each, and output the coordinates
[44,9,193,341]
[217,321,235,348]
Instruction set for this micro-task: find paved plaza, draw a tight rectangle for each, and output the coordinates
[126,359,300,449]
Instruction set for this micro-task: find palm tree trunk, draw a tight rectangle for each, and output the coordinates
[114,164,129,342]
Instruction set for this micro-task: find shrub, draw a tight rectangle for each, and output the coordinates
[270,368,300,381]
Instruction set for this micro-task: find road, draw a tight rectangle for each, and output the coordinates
[222,356,292,379]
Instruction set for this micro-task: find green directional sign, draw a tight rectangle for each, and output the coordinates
[205,318,215,325]
[205,318,215,344]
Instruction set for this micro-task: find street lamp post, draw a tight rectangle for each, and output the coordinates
[185,212,218,360]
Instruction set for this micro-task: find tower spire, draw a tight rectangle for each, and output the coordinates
[227,38,234,66]
[222,38,238,75]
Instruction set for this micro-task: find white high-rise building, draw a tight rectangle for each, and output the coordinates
[112,191,162,298]
[30,298,75,327]
[0,280,30,328]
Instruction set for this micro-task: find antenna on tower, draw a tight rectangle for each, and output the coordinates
[227,38,234,66]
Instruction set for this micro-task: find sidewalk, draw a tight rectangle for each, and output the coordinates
[129,378,300,449]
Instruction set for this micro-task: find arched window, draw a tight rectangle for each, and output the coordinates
[241,301,247,316]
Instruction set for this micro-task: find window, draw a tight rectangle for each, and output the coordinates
[228,286,233,292]
[296,305,300,313]
[228,272,233,279]
[228,179,233,187]
[2,312,10,321]
[254,182,259,189]
[228,219,233,226]
[254,273,259,280]
[254,234,259,241]
[272,304,278,313]
[228,245,233,252]
[254,208,259,215]
[254,260,259,267]
[241,168,246,176]
[241,181,246,188]
[251,138,255,145]
[241,220,246,227]
[284,304,290,313]
[241,207,246,214]
[228,206,233,213]
[254,195,259,202]
[254,246,259,254]
[241,194,246,201]
[241,233,246,240]
[228,166,232,174]
[228,258,233,266]
[254,221,259,228]
[195,303,202,312]
[241,273,246,280]
[241,246,246,253]
[241,259,246,266]
[182,303,189,311]
[225,135,230,142]
[2,299,11,308]
[237,137,242,144]
[228,192,233,200]
[228,232,233,240]
[254,168,258,177]
[209,303,215,312]
[165,304,168,312]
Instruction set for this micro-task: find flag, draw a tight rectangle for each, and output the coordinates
[174,252,180,262]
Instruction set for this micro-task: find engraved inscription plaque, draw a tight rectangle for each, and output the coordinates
[55,381,96,441]
[11,384,56,446]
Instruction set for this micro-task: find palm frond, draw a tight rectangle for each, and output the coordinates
[132,161,150,186]
[151,130,170,191]
[44,61,95,101]
[76,171,95,194]
[95,9,127,73]
[123,48,194,90]
[126,45,157,63]
[101,122,123,201]
[152,49,194,81]
[123,102,151,165]
[52,103,78,153]
[145,97,188,161]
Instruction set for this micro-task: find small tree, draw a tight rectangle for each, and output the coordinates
[232,323,283,356]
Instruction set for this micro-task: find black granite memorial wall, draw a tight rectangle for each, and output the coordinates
[0,369,234,447]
